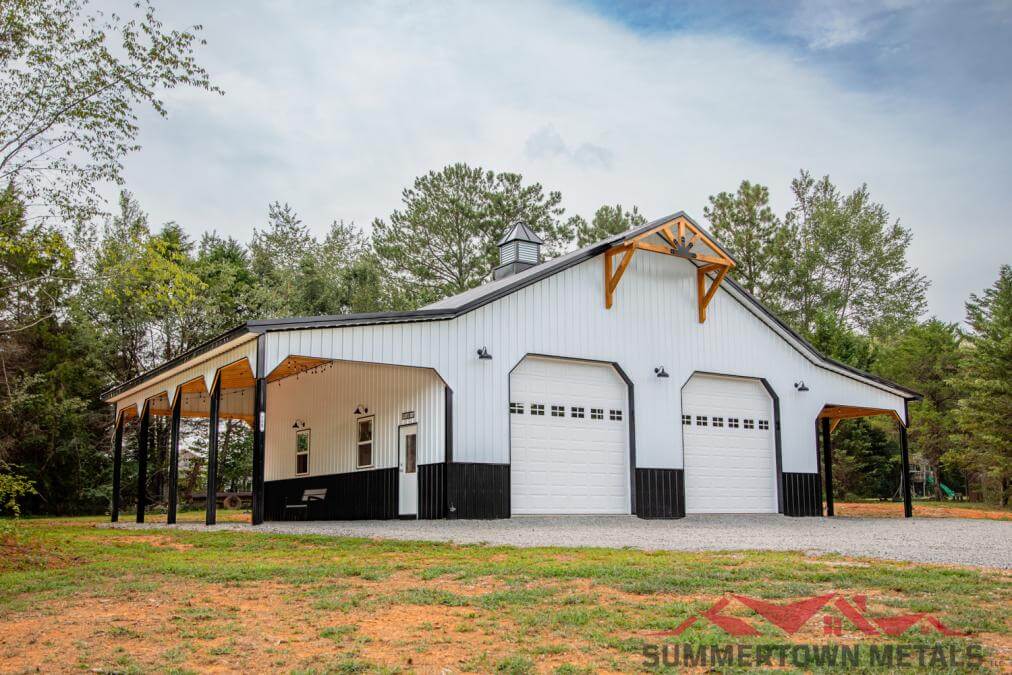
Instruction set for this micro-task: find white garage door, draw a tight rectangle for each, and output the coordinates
[510,356,629,514]
[682,374,777,514]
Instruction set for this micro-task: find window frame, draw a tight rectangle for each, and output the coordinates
[728,417,740,429]
[696,415,708,427]
[682,414,691,426]
[609,409,623,422]
[295,428,311,476]
[590,408,604,420]
[356,415,375,469]
[712,416,724,428]
[551,405,565,417]
[570,406,585,419]
[509,402,524,415]
[743,418,755,430]
[530,403,545,416]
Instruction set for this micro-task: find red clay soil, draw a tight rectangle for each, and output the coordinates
[836,502,1012,521]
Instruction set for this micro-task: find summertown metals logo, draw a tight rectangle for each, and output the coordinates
[641,593,986,669]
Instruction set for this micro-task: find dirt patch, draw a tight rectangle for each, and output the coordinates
[102,533,195,551]
[0,538,80,572]
[837,502,1012,521]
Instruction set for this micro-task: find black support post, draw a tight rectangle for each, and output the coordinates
[167,393,181,525]
[900,419,912,518]
[251,334,267,526]
[206,377,221,526]
[136,404,150,523]
[821,417,834,517]
[111,412,123,522]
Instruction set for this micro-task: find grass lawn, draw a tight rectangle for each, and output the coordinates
[0,518,1008,673]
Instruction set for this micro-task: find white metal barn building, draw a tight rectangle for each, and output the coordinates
[102,213,920,524]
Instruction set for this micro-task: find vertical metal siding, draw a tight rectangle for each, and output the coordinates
[264,251,906,475]
[264,360,445,481]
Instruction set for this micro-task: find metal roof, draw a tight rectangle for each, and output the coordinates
[497,222,544,246]
[101,212,920,401]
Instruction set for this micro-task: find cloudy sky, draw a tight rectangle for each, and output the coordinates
[115,0,1011,323]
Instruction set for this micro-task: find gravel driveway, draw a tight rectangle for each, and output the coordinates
[109,514,1011,568]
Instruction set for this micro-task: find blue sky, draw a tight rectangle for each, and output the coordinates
[110,0,1011,323]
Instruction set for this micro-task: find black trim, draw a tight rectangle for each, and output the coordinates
[205,376,221,526]
[251,333,267,525]
[781,472,822,517]
[901,400,912,518]
[167,393,181,525]
[263,468,398,521]
[634,468,685,518]
[446,463,509,519]
[681,371,782,514]
[418,463,445,519]
[821,417,834,517]
[111,411,123,522]
[507,353,636,515]
[759,378,784,515]
[136,403,149,524]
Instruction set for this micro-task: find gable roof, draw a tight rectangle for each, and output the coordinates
[101,212,920,401]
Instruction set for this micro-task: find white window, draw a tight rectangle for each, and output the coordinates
[728,417,739,429]
[590,408,604,420]
[551,405,565,417]
[758,419,770,430]
[609,409,623,421]
[357,416,374,468]
[531,404,545,416]
[510,402,524,414]
[295,429,310,476]
[744,418,755,430]
[713,416,724,428]
[571,406,585,418]
[696,415,708,427]
[682,414,691,426]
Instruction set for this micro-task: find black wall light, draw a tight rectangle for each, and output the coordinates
[794,381,809,392]
[654,366,669,378]
[477,346,492,360]
[291,419,306,429]
[353,405,369,415]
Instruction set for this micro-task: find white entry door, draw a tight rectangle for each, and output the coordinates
[398,424,418,516]
[510,356,630,514]
[682,373,777,513]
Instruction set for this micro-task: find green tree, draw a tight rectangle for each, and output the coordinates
[947,266,1012,505]
[876,319,963,498]
[0,187,108,515]
[0,0,220,224]
[703,181,783,299]
[372,163,573,305]
[571,204,646,248]
[776,171,929,336]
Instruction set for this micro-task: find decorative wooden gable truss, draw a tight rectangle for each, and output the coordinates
[603,215,735,322]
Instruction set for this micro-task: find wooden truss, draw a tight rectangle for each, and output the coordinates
[819,404,904,432]
[604,215,735,322]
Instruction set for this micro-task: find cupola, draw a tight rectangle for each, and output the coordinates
[493,222,544,280]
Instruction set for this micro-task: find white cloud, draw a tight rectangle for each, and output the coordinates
[111,0,1011,322]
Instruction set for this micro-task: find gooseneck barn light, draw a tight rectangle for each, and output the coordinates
[477,346,492,360]
[654,366,669,378]
[794,381,809,392]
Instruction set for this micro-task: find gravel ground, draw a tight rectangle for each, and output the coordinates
[107,514,1011,569]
